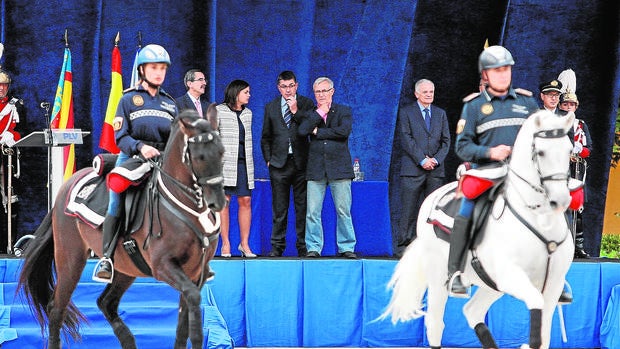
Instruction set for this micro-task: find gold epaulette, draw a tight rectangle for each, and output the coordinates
[462,92,480,103]
[514,88,533,97]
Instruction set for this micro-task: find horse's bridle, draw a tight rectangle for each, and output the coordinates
[500,127,571,293]
[185,131,225,189]
[149,129,224,245]
[507,128,570,208]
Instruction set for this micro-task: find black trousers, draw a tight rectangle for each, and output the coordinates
[397,174,444,254]
[268,156,307,253]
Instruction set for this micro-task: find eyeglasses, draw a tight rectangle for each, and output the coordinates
[192,78,206,82]
[278,83,297,89]
[314,87,333,94]
[544,93,560,98]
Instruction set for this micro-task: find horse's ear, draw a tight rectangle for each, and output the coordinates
[177,110,200,135]
[532,109,545,128]
[564,111,576,132]
[205,103,218,131]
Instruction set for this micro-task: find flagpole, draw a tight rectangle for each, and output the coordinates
[51,29,72,206]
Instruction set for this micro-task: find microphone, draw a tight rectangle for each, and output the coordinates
[40,102,50,109]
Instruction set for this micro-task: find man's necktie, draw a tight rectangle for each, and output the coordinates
[283,106,292,128]
[423,108,431,131]
[194,99,203,117]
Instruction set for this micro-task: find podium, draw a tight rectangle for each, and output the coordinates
[6,128,90,254]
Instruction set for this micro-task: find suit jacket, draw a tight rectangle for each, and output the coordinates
[261,94,315,171]
[298,102,355,181]
[398,103,451,177]
[175,93,209,117]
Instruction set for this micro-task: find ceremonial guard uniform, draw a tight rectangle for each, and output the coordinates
[557,68,591,259]
[0,68,25,251]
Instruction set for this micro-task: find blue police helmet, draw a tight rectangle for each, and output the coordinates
[136,44,171,66]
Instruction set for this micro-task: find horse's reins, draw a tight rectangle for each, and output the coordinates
[499,127,571,293]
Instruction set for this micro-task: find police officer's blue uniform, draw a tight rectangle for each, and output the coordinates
[109,85,177,216]
[448,85,538,297]
[115,85,176,157]
[456,87,539,165]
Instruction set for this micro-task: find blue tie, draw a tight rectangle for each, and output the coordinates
[423,108,431,131]
[283,106,292,128]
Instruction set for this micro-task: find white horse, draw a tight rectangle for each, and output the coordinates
[382,110,577,349]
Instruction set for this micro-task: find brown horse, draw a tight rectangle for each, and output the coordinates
[17,106,226,349]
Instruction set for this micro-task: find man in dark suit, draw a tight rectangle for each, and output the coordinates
[396,79,451,258]
[176,69,209,117]
[261,70,314,257]
[298,76,357,259]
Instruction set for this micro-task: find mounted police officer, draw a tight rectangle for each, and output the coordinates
[93,44,177,283]
[448,45,539,297]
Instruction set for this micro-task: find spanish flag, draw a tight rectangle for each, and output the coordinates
[99,41,122,154]
[50,46,75,181]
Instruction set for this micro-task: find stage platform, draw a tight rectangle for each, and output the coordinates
[0,257,618,348]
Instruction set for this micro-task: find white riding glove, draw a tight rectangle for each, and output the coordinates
[0,132,15,147]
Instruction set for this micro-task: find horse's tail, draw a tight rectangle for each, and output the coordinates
[379,239,429,324]
[17,210,86,341]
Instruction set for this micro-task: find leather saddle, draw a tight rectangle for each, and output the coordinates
[427,180,505,250]
[65,154,151,239]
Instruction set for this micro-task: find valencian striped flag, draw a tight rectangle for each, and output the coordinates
[99,39,122,153]
[50,45,75,181]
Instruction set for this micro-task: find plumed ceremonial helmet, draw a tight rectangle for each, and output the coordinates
[560,91,579,105]
[478,45,515,72]
[0,69,11,84]
[136,44,171,66]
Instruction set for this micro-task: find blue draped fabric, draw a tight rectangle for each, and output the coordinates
[0,0,617,257]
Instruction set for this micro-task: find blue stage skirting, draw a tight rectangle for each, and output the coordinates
[226,180,393,257]
[1,259,619,348]
[207,259,620,348]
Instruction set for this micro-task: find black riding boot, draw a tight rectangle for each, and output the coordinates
[447,215,471,297]
[573,213,590,259]
[95,214,120,282]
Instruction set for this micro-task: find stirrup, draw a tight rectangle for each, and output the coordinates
[448,272,471,299]
[92,257,114,284]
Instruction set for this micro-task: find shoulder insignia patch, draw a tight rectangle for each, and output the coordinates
[515,88,533,97]
[456,119,466,134]
[462,92,480,103]
[113,116,123,131]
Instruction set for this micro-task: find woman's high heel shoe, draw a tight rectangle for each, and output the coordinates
[220,245,231,258]
[238,244,257,258]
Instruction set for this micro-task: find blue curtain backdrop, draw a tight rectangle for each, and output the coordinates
[0,0,618,256]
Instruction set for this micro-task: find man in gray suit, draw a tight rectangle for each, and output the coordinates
[176,69,209,117]
[395,79,451,258]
